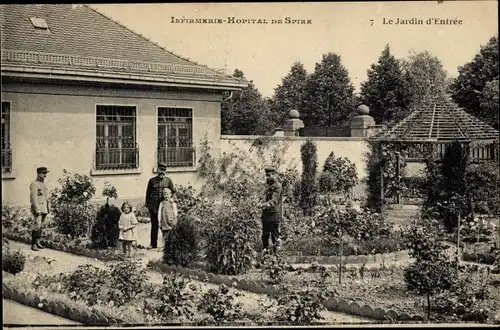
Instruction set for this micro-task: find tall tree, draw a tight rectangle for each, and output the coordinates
[221,69,275,135]
[402,50,449,107]
[269,62,308,127]
[450,36,499,128]
[360,45,410,124]
[302,53,356,128]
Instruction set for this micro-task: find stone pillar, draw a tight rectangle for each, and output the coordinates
[351,104,376,138]
[282,109,304,137]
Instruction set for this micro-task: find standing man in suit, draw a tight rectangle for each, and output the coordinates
[30,167,50,251]
[145,162,175,250]
[260,167,283,254]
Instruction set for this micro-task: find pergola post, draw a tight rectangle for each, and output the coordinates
[395,150,401,208]
[379,143,385,212]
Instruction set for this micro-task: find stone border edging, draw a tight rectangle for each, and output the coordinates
[2,283,123,325]
[147,261,426,323]
[462,251,497,265]
[3,232,123,262]
[287,250,409,265]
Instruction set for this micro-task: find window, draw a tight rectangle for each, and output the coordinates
[1,102,12,172]
[157,107,195,167]
[29,17,51,34]
[95,105,138,170]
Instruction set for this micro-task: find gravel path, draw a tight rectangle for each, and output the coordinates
[3,299,80,325]
[6,241,372,324]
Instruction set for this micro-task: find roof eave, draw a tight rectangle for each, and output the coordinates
[1,66,248,90]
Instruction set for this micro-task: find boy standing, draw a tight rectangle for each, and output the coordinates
[157,187,178,248]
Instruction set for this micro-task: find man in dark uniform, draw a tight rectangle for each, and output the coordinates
[145,162,175,250]
[260,167,283,254]
[30,167,50,251]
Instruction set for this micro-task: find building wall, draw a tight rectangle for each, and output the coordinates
[1,82,222,206]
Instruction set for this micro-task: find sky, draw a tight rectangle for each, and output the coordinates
[91,1,498,98]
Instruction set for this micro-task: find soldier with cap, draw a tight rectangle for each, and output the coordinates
[30,167,50,251]
[145,162,175,250]
[260,166,283,254]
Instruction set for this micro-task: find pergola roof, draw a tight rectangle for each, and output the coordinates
[372,97,499,143]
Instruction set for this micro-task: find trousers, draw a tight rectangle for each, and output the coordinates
[262,220,280,249]
[149,210,159,248]
[32,213,47,231]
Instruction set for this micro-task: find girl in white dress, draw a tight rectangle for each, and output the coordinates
[118,202,138,258]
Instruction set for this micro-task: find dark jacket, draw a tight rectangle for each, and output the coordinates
[145,175,175,212]
[262,181,283,222]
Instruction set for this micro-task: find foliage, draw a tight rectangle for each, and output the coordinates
[2,248,26,275]
[450,36,499,129]
[360,44,411,124]
[278,168,301,204]
[301,53,356,127]
[108,259,151,307]
[422,141,471,232]
[221,69,275,135]
[2,204,31,232]
[300,139,318,215]
[205,200,260,275]
[63,264,113,306]
[260,251,291,284]
[269,61,309,126]
[102,181,118,200]
[318,151,358,195]
[401,50,449,107]
[459,215,496,244]
[90,203,121,249]
[466,161,500,215]
[174,184,201,217]
[163,217,199,267]
[197,284,244,324]
[50,170,98,238]
[143,273,197,322]
[134,201,149,218]
[274,288,326,325]
[365,141,407,211]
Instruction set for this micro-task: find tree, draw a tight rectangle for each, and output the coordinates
[269,62,308,127]
[478,78,499,129]
[221,69,276,135]
[402,50,449,107]
[302,53,356,128]
[450,36,499,128]
[360,45,410,124]
[300,139,318,215]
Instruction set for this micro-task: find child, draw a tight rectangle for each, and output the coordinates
[118,202,138,258]
[157,187,178,249]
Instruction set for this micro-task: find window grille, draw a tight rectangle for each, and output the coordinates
[157,107,195,167]
[95,105,139,170]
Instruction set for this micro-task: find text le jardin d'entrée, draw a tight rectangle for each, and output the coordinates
[383,17,463,25]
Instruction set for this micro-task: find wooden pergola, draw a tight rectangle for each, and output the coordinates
[370,96,499,208]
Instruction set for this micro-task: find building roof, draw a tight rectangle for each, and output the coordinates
[371,96,499,143]
[0,4,247,90]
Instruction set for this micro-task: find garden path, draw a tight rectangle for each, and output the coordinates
[3,299,81,325]
[6,241,372,324]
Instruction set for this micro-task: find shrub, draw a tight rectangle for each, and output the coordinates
[2,248,26,275]
[50,170,98,238]
[300,139,318,215]
[144,273,197,322]
[197,284,243,324]
[274,288,325,325]
[90,203,121,249]
[134,201,150,219]
[205,201,260,275]
[174,185,201,217]
[163,217,199,267]
[460,215,496,243]
[466,162,499,215]
[318,151,358,195]
[260,251,290,284]
[62,264,113,306]
[108,259,151,306]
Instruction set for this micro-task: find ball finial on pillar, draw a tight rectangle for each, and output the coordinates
[357,104,370,115]
[288,109,300,119]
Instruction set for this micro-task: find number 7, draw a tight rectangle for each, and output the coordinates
[370,19,374,26]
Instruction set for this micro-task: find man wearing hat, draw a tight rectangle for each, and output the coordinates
[30,167,50,251]
[260,167,283,254]
[145,162,175,250]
